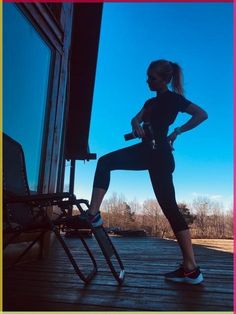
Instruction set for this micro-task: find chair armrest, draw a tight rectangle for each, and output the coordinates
[4,192,89,209]
[27,192,75,201]
[4,192,75,204]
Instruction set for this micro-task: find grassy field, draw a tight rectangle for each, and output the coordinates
[191,238,233,253]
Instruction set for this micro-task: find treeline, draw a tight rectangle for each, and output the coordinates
[97,193,233,239]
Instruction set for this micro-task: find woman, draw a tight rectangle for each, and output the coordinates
[84,59,208,284]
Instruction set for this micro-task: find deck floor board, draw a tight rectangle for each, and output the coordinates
[4,236,233,311]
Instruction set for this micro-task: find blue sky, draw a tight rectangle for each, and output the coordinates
[4,3,232,210]
[69,2,233,210]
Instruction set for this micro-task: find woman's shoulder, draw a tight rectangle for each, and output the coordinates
[143,97,157,109]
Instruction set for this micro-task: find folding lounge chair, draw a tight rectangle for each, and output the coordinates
[3,133,125,285]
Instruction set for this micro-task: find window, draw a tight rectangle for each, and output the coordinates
[3,3,52,192]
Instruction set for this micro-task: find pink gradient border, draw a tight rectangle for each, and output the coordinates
[3,0,234,3]
[2,0,234,312]
[233,0,235,311]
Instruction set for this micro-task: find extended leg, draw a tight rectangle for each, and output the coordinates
[148,148,197,271]
[175,229,197,270]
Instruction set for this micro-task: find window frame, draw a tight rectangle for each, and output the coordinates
[14,3,73,193]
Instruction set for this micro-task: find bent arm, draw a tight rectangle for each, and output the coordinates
[176,103,208,134]
[167,103,208,148]
[131,108,146,138]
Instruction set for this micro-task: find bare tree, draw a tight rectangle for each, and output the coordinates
[210,203,225,238]
[100,193,126,228]
[224,208,233,239]
[178,202,195,225]
[191,197,210,238]
[142,199,171,237]
[191,197,233,239]
[99,193,233,239]
[122,202,136,229]
[100,193,138,229]
[129,199,143,229]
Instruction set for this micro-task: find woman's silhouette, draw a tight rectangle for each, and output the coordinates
[83,59,208,284]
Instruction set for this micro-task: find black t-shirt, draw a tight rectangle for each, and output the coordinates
[142,90,191,142]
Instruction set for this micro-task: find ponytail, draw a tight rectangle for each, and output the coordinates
[170,62,184,95]
[148,59,185,95]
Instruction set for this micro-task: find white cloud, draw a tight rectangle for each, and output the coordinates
[189,192,233,210]
[191,192,223,200]
[209,194,223,200]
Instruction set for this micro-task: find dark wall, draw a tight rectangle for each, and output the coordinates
[65,3,103,160]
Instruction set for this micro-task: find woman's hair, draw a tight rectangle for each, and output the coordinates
[148,59,184,95]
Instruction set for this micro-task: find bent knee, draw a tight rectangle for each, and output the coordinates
[97,154,112,170]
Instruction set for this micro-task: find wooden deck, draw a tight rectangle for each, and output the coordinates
[4,236,233,311]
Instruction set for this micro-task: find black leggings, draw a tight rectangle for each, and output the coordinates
[93,141,188,233]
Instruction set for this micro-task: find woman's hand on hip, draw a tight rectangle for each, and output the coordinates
[167,131,178,150]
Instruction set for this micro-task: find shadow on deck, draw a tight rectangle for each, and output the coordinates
[4,236,233,311]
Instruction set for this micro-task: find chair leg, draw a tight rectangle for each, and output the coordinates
[4,231,47,269]
[92,226,125,285]
[53,226,97,284]
[38,230,47,260]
